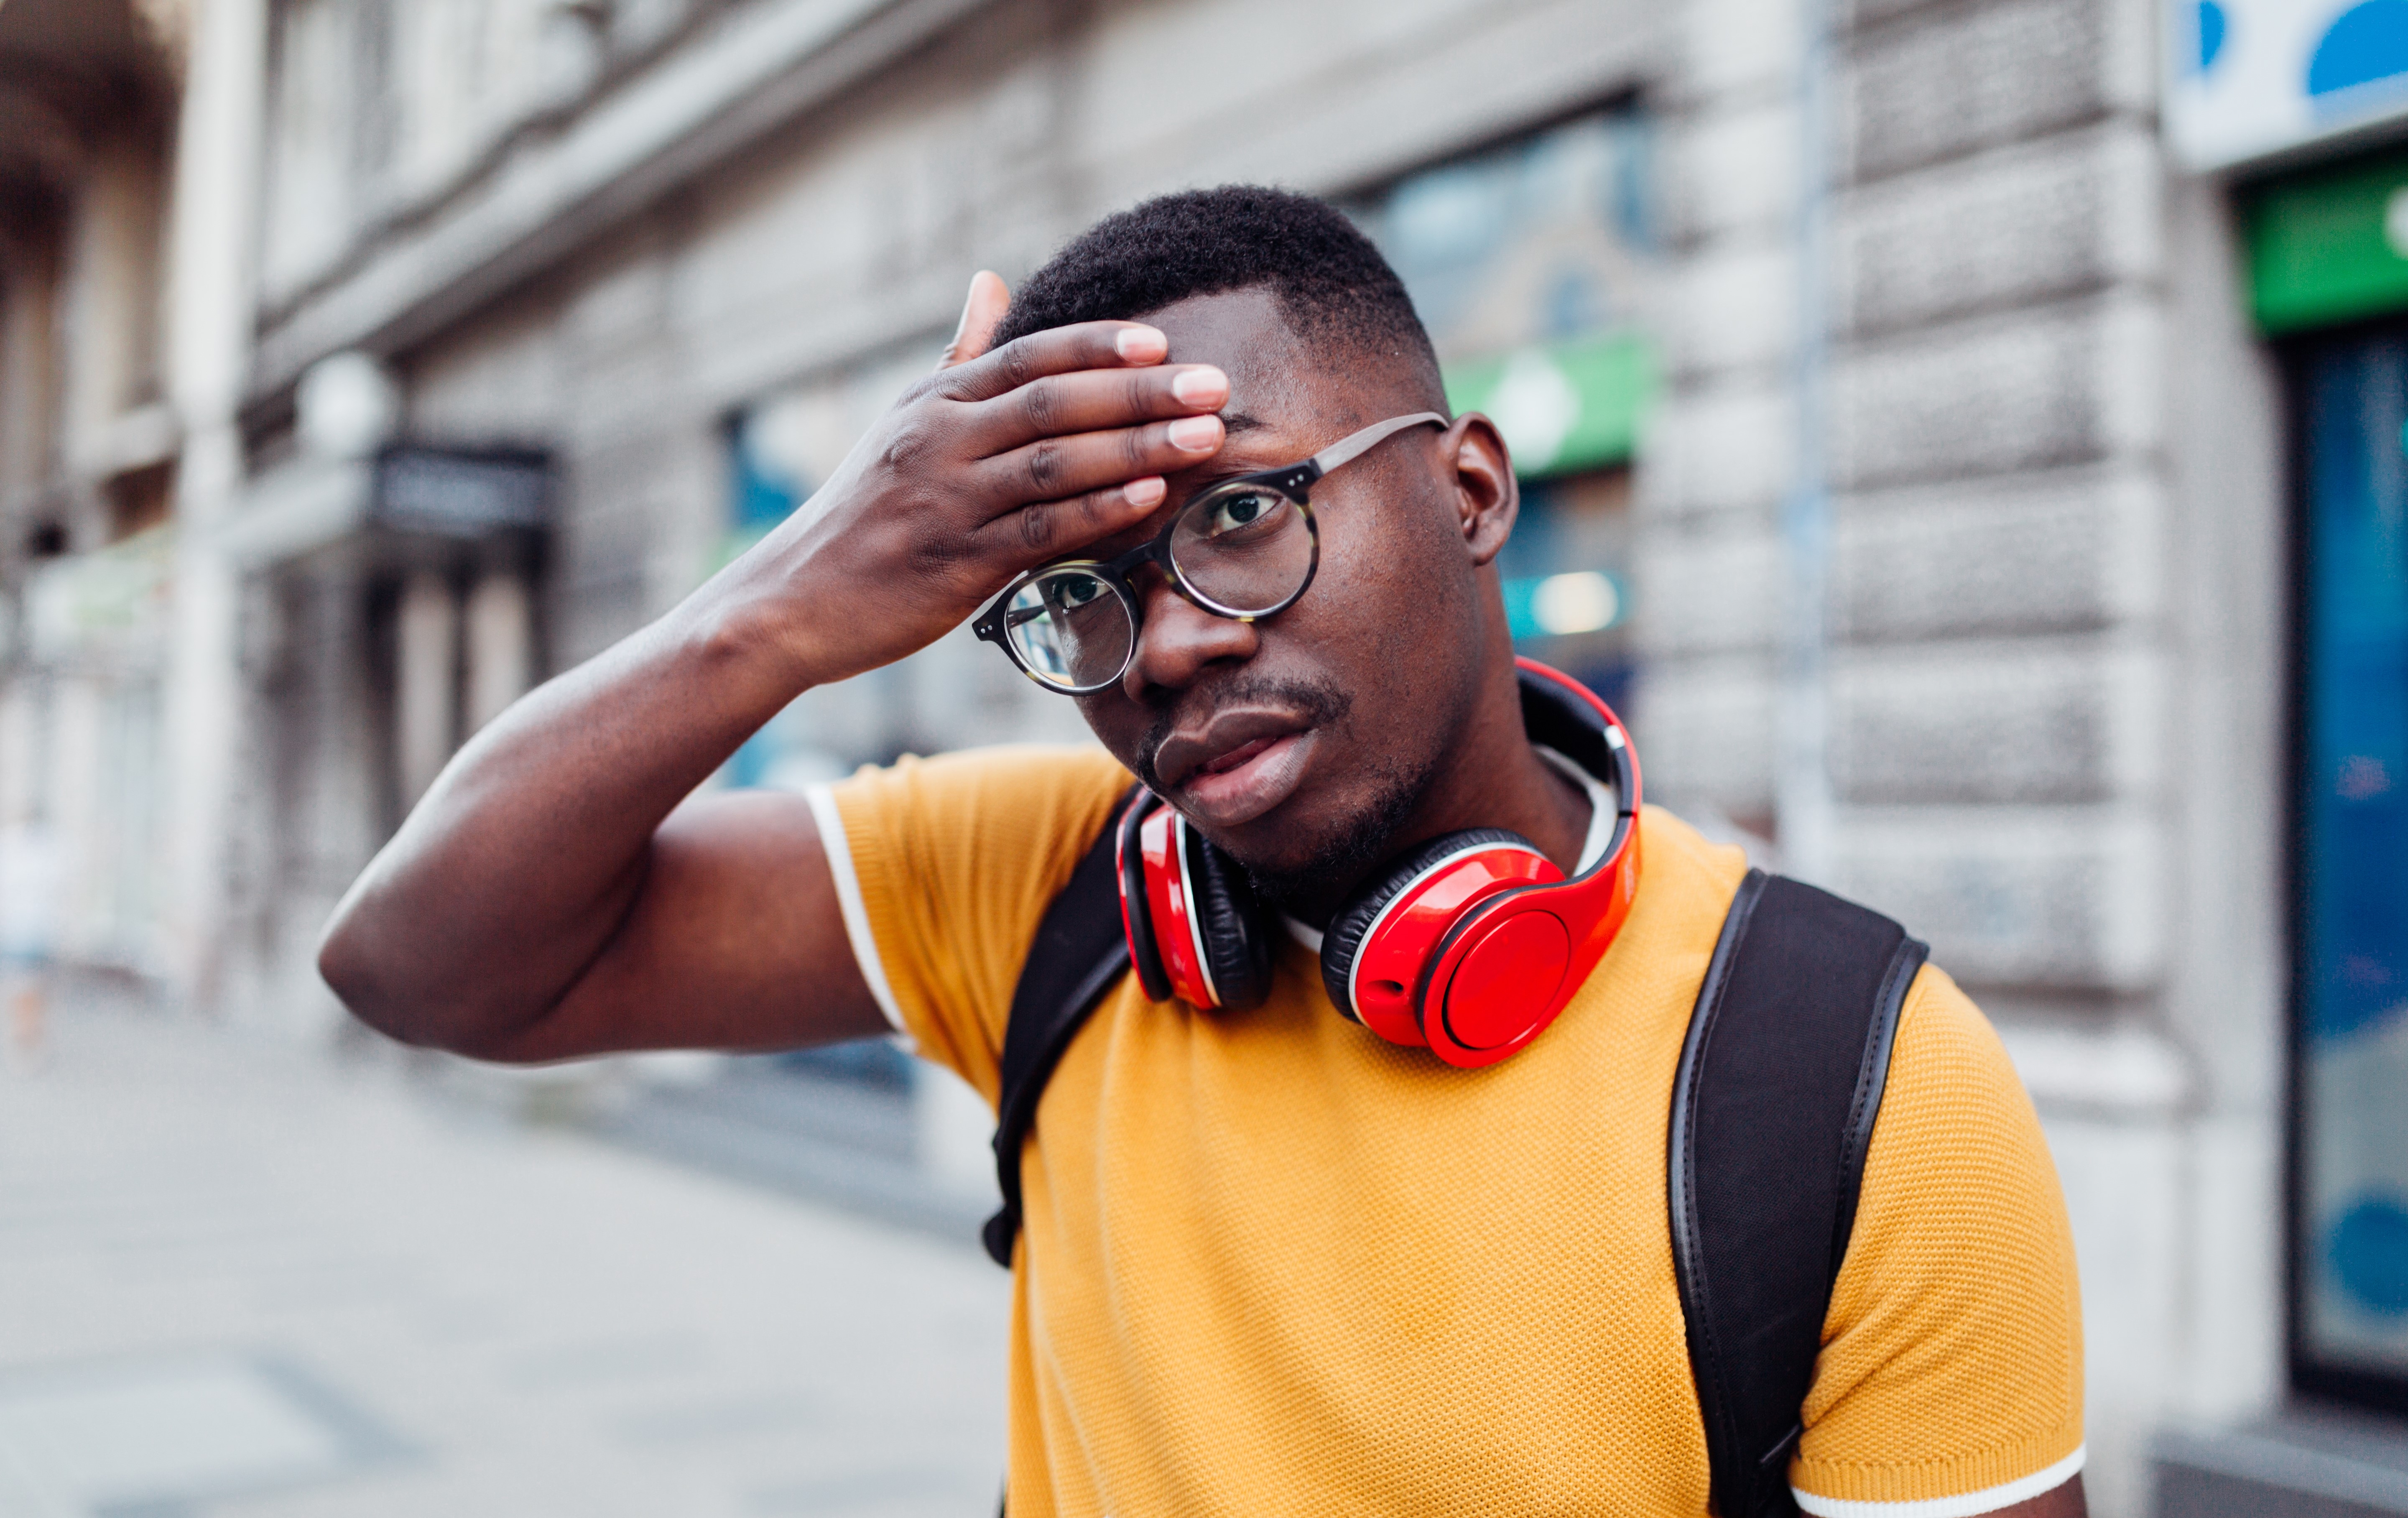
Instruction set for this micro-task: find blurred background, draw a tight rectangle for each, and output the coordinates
[2,0,2408,1512]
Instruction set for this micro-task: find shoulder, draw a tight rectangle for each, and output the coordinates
[820,743,1133,866]
[1870,964,2057,1209]
[1634,803,1754,895]
[1849,962,2070,1275]
[1629,803,1754,929]
[1888,965,2028,1111]
[825,741,1132,815]
[1569,802,1755,989]
[1795,962,2085,1506]
[814,744,1135,1097]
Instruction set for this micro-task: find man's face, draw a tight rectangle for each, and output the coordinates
[1071,287,1504,907]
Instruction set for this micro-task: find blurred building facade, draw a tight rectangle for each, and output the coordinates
[8,0,2408,1510]
[0,0,184,980]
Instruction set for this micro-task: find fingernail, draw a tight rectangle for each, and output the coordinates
[1116,326,1167,362]
[1124,477,1166,508]
[1171,367,1226,406]
[1168,416,1221,451]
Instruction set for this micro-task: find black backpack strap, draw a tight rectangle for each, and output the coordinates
[980,786,1141,1268]
[1668,870,1929,1518]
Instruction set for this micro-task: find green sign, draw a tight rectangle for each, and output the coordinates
[1443,333,1654,479]
[2246,142,2408,334]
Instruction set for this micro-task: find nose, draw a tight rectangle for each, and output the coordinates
[1121,573,1258,698]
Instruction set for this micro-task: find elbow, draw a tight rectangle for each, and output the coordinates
[316,906,467,1054]
[316,910,432,1049]
[316,909,558,1064]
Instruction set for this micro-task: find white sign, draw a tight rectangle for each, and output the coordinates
[2167,0,2408,169]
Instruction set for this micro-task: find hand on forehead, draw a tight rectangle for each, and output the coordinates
[1144,287,1389,467]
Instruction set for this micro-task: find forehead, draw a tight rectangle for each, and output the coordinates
[1143,287,1372,445]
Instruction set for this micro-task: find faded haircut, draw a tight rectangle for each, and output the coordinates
[988,185,1447,412]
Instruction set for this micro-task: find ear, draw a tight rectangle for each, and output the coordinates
[1445,413,1518,568]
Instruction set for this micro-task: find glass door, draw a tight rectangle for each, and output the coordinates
[2296,330,2408,1411]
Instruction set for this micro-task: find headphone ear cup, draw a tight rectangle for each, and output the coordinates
[1117,792,1172,1003]
[1178,824,1275,1013]
[1320,827,1538,1024]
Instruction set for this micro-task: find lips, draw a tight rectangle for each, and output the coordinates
[1154,709,1309,790]
[1152,709,1321,829]
[1200,737,1275,776]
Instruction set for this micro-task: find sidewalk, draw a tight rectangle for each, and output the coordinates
[0,992,1012,1518]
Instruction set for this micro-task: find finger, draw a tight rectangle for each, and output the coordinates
[936,319,1169,403]
[969,363,1229,453]
[974,414,1224,514]
[936,270,1010,371]
[975,476,1171,568]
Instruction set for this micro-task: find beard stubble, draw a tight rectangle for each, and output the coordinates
[1132,671,1448,920]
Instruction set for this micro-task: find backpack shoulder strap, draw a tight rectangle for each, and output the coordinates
[980,786,1140,1268]
[1669,869,1928,1518]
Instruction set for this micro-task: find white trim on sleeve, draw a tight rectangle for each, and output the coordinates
[1793,1445,2085,1518]
[804,783,906,1035]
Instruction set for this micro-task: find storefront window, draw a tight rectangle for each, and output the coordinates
[2296,330,2408,1408]
[719,347,931,790]
[1347,106,1654,712]
[720,374,923,1090]
[720,407,811,790]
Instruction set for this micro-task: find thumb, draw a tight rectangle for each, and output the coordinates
[937,270,1010,370]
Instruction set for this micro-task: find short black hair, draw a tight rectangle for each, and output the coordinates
[990,185,1445,408]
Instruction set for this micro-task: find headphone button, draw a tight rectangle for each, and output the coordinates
[1439,911,1571,1051]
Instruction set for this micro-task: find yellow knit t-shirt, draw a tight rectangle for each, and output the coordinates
[815,745,2084,1517]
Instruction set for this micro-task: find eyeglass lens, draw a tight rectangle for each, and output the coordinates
[1002,483,1316,691]
[1168,483,1315,615]
[1002,571,1137,690]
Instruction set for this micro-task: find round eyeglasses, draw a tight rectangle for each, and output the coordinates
[972,411,1446,694]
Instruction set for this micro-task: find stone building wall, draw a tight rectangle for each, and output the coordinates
[1634,0,1804,832]
[1827,0,2286,1505]
[1635,0,2297,1502]
[0,0,186,981]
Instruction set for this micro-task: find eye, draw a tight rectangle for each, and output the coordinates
[1049,574,1104,608]
[1204,490,1282,537]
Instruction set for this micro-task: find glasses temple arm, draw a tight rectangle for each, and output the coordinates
[1304,411,1449,478]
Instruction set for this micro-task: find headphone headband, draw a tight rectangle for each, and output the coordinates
[1513,656,1640,878]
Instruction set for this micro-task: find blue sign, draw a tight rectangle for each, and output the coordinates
[2169,0,2408,168]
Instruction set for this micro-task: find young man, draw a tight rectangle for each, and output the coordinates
[321,189,2087,1517]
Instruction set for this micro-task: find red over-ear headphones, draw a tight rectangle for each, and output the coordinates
[1115,658,1643,1068]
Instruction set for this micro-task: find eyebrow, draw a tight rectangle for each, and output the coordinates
[1218,410,1271,436]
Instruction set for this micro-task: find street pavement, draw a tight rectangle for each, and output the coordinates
[0,991,1012,1518]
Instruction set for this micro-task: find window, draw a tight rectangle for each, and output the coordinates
[2292,328,2408,1414]
[1347,105,1655,713]
[717,347,931,790]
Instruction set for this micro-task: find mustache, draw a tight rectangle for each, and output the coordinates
[1133,674,1353,793]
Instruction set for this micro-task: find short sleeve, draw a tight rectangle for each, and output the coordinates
[1791,965,2086,1515]
[811,744,1134,1106]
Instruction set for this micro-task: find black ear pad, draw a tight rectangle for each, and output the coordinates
[1178,822,1275,1013]
[1118,791,1172,1002]
[1319,827,1537,1021]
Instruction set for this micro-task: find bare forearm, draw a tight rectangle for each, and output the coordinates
[319,589,806,1051]
[319,293,1229,1060]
